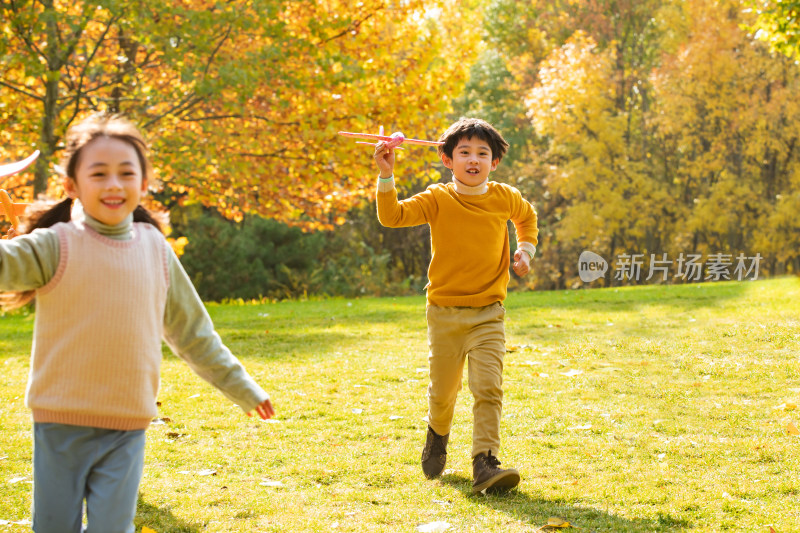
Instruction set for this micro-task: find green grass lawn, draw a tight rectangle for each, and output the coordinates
[1,278,799,532]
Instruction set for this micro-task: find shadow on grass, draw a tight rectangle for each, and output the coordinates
[136,497,203,533]
[441,474,690,533]
[204,297,429,362]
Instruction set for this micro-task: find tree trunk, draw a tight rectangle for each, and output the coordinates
[35,74,59,195]
[34,0,61,196]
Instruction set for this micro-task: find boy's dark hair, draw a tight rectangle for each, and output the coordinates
[437,118,509,162]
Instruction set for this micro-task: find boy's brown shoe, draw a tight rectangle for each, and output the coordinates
[421,425,449,479]
[472,451,520,493]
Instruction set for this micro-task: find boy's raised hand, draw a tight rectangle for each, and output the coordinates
[513,249,531,277]
[373,141,396,179]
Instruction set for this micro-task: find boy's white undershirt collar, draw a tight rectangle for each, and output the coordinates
[452,176,488,195]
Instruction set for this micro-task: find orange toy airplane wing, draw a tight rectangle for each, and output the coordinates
[0,189,29,230]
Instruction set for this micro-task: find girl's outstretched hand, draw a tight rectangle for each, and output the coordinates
[249,398,275,420]
[2,227,18,240]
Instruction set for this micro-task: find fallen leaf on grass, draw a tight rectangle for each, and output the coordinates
[568,424,592,431]
[505,343,520,352]
[776,402,797,411]
[786,421,800,435]
[178,469,217,476]
[535,517,578,531]
[416,521,451,533]
[142,527,157,533]
[559,369,583,377]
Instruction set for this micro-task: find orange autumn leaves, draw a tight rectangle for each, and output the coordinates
[1,0,479,230]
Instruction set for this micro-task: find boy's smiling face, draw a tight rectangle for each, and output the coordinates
[440,136,498,187]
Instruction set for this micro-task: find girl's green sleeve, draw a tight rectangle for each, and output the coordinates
[0,229,60,291]
[161,247,269,412]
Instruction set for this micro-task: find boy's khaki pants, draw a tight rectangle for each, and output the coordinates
[425,302,505,458]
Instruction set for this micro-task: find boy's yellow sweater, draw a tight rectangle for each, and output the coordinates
[377,179,538,307]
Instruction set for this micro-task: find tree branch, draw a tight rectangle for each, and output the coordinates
[142,93,204,128]
[318,10,377,45]
[0,78,42,101]
[202,24,232,80]
[6,4,47,62]
[182,114,301,127]
[142,25,233,128]
[62,12,123,126]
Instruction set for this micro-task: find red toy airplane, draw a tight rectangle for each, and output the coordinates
[0,150,38,231]
[338,126,443,150]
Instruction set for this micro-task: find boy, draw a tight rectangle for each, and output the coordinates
[373,118,538,493]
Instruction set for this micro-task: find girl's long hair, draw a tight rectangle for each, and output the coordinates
[1,113,164,311]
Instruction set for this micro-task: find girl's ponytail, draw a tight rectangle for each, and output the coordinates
[132,205,164,233]
[20,197,73,233]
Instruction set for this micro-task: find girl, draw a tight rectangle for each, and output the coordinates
[0,113,274,533]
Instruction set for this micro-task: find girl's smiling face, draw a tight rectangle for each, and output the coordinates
[66,136,147,226]
[440,136,498,187]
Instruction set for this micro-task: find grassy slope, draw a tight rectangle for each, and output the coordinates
[1,278,798,532]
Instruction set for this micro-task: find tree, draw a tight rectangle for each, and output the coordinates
[650,0,800,274]
[526,32,667,286]
[507,0,666,287]
[0,0,480,228]
[747,0,800,59]
[479,0,800,286]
